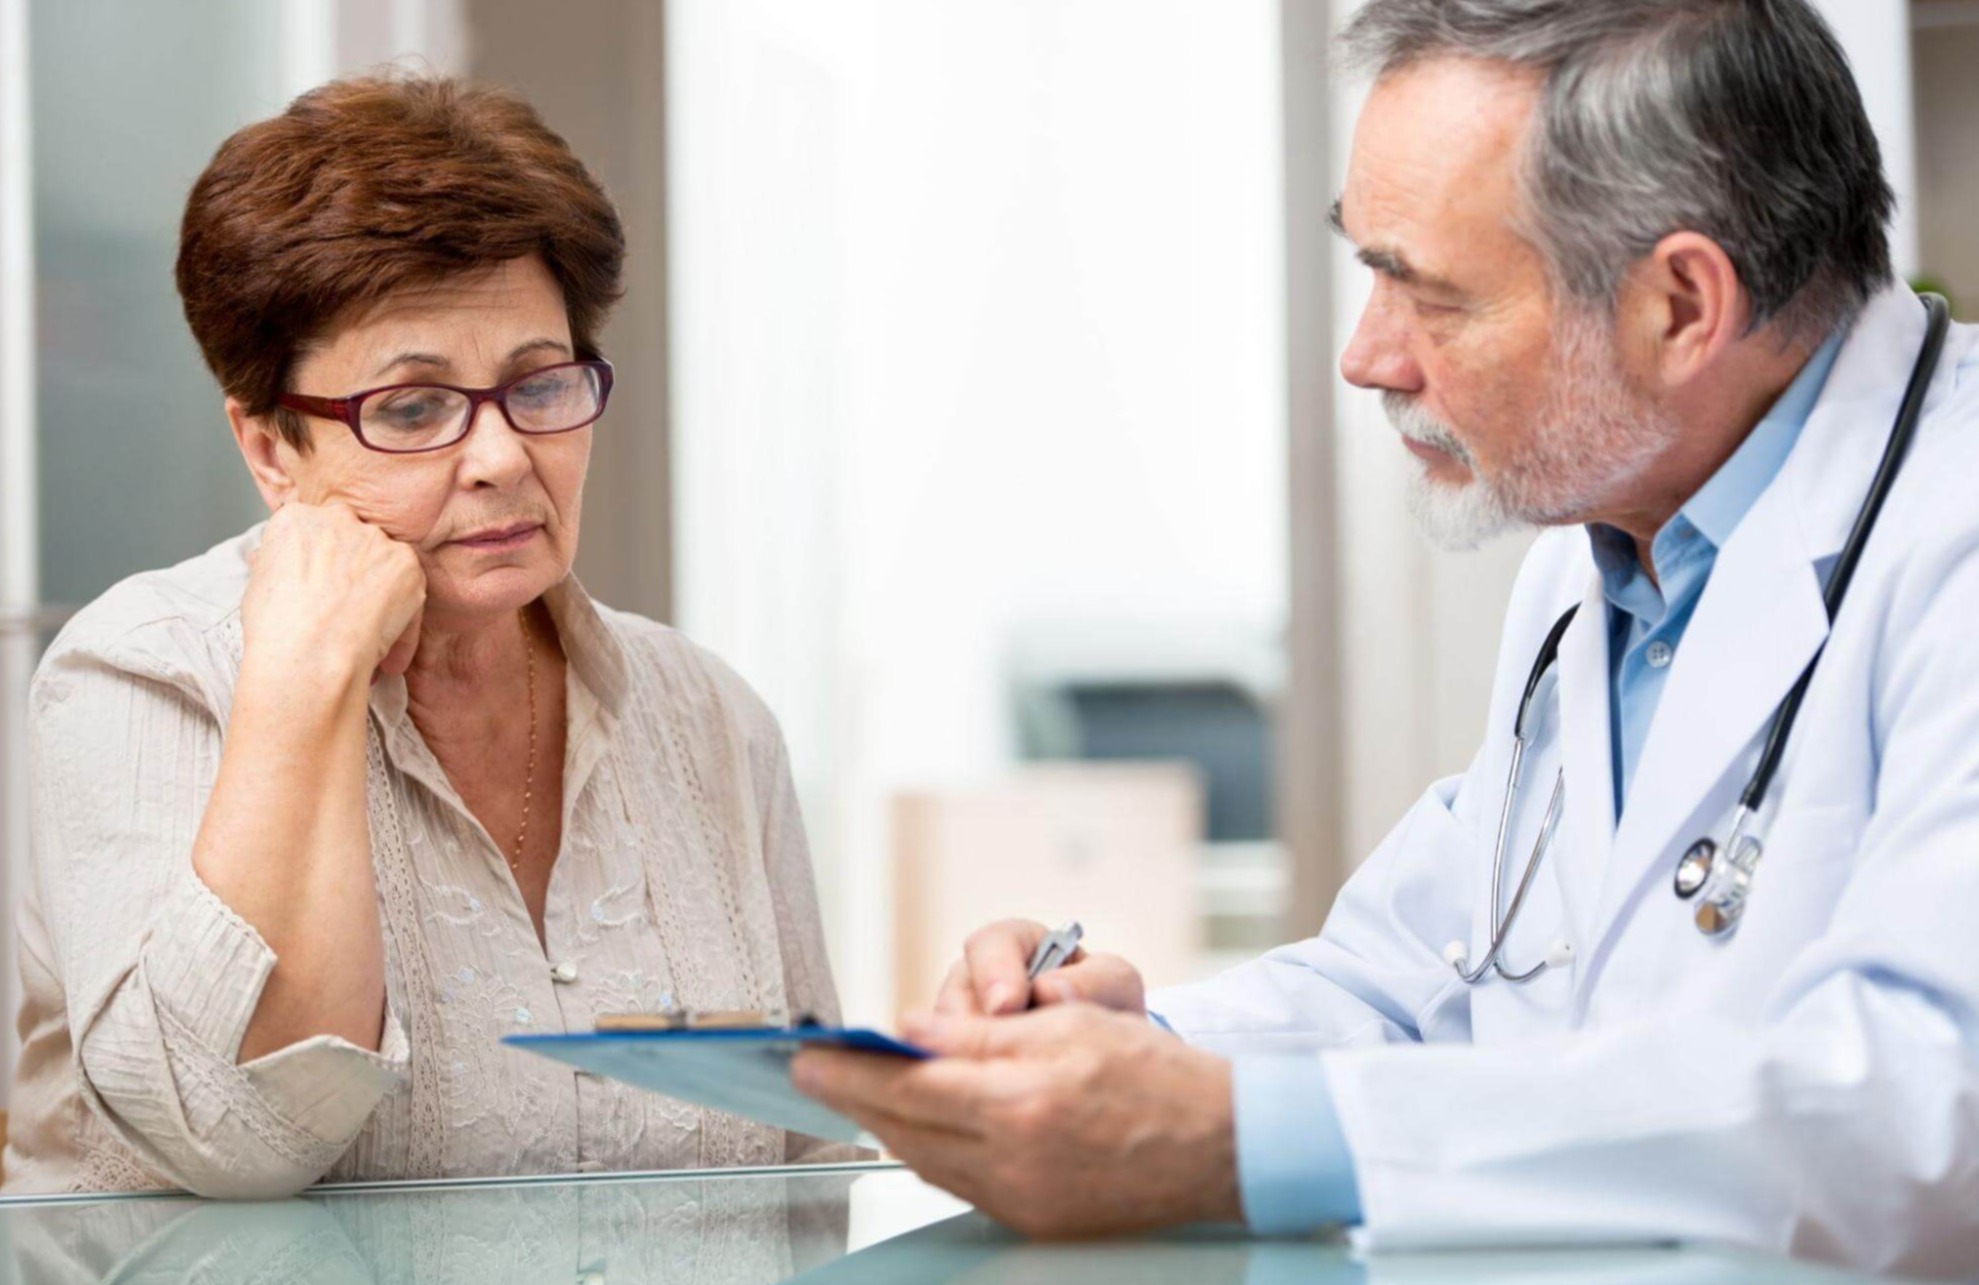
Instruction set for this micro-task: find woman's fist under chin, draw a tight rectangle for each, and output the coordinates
[241,502,427,686]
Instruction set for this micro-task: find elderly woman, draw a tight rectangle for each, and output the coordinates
[3,76,841,1197]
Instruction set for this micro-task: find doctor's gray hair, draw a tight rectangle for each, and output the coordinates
[1338,0,1894,342]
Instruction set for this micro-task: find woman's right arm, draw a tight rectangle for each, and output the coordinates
[194,502,424,1063]
[37,504,425,1197]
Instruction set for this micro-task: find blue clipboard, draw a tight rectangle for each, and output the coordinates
[504,1026,929,1143]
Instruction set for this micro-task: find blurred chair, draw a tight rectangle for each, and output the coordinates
[1006,618,1290,976]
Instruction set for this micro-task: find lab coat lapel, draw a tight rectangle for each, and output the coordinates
[1782,286,1937,562]
[1594,483,1828,937]
[1550,571,1614,952]
[1585,284,1936,945]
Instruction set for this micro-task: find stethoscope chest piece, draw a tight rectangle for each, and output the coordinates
[1673,839,1715,900]
[1694,834,1761,937]
[1681,826,1763,937]
[1694,898,1736,937]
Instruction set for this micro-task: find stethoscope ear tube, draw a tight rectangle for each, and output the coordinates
[1451,606,1580,984]
[1688,293,1952,935]
[1736,293,1949,815]
[1515,605,1580,742]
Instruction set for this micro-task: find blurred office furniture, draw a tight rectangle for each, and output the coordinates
[891,764,1203,1017]
[1008,619,1288,975]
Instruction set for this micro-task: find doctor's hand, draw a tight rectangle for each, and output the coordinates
[791,1004,1240,1238]
[933,919,1147,1016]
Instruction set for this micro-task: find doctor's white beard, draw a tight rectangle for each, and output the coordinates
[1386,400,1519,549]
[1385,311,1680,551]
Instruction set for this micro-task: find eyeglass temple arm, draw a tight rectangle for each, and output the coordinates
[275,392,353,420]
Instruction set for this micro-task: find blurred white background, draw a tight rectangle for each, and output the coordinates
[665,0,1288,1018]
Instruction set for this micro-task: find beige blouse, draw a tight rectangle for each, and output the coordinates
[3,525,844,1197]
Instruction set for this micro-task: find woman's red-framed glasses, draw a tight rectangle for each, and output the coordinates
[276,359,614,455]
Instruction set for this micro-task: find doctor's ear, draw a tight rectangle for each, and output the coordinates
[226,397,304,512]
[1621,231,1747,389]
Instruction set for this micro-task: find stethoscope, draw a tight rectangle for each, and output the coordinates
[1446,293,1952,985]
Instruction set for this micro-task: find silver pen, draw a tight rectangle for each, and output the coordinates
[1025,921,1084,985]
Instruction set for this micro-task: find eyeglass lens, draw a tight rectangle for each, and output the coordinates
[360,365,605,451]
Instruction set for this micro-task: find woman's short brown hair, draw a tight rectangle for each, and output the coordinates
[176,74,625,447]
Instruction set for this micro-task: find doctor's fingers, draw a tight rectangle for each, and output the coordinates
[902,1002,1123,1063]
[849,1116,1000,1211]
[841,1080,1160,1241]
[933,959,986,1016]
[935,946,1103,1017]
[961,919,1053,1014]
[1030,952,1144,1013]
[792,1048,1018,1131]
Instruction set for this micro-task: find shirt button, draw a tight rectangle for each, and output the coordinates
[552,960,580,984]
[1645,640,1674,669]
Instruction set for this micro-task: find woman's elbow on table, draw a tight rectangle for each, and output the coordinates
[73,977,409,1200]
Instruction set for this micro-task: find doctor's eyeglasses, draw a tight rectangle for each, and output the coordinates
[277,359,614,455]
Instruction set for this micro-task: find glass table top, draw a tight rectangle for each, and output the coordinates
[0,1161,1882,1284]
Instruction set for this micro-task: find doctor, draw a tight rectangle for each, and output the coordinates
[794,0,1979,1274]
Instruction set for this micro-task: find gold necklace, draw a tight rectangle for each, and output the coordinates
[509,607,537,873]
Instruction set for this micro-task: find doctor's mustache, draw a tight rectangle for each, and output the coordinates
[1383,392,1476,468]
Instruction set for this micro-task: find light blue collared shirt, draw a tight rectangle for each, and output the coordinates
[1592,328,1844,811]
[1223,326,1846,1236]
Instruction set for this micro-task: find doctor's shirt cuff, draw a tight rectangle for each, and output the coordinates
[1232,1055,1363,1234]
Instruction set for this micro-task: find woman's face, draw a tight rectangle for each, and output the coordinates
[238,254,593,628]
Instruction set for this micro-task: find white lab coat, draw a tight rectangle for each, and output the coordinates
[1152,284,1979,1277]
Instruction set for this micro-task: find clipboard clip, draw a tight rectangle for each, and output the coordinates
[593,1008,821,1033]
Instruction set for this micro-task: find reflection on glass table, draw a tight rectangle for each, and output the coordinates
[0,1162,1886,1284]
[0,1163,862,1285]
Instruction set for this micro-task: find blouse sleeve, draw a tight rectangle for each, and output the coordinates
[30,640,409,1198]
